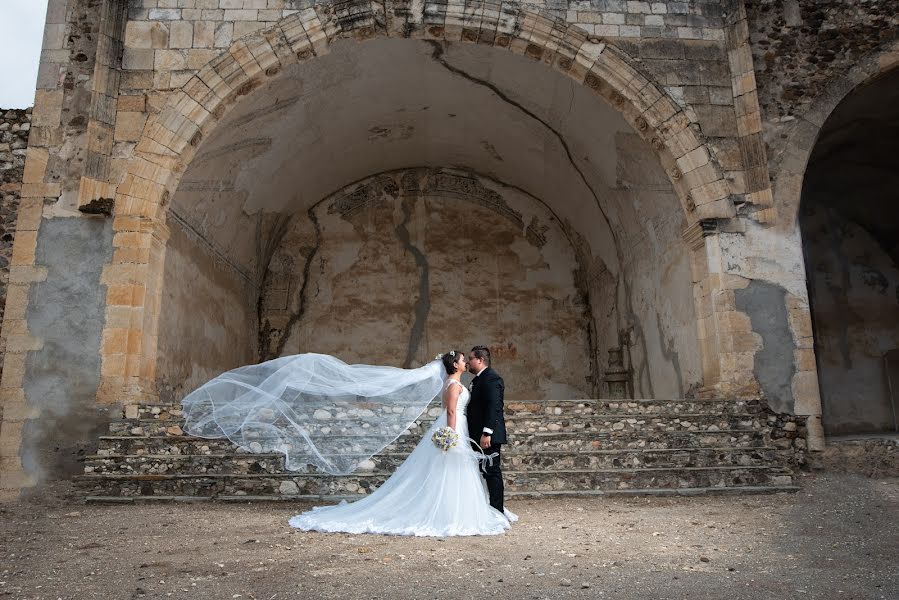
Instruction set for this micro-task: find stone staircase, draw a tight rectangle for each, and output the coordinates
[75,398,800,502]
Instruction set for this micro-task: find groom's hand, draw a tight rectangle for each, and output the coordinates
[480,434,491,449]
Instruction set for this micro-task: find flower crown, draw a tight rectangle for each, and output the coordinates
[435,350,456,360]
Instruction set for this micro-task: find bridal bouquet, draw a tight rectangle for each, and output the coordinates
[431,426,460,452]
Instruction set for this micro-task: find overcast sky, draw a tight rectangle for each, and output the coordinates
[0,1,49,108]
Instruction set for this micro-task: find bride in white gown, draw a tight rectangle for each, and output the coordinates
[289,351,517,536]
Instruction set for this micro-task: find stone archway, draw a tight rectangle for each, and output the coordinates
[98,1,735,404]
[798,67,899,435]
[772,39,899,230]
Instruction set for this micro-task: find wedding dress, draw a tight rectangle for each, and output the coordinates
[289,379,518,536]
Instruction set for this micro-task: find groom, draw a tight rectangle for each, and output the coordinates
[467,345,507,513]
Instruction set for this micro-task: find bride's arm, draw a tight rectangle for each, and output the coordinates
[443,384,461,430]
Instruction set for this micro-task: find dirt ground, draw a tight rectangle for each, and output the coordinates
[1,473,897,600]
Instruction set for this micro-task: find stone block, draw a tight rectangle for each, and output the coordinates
[626,1,651,14]
[791,371,821,416]
[215,22,234,48]
[118,94,147,113]
[234,20,266,38]
[10,230,38,266]
[22,148,49,184]
[224,9,258,20]
[675,144,710,173]
[148,8,181,20]
[114,112,149,142]
[694,104,737,138]
[4,285,30,321]
[594,24,620,37]
[125,21,170,49]
[683,85,709,104]
[31,90,64,127]
[708,86,733,105]
[123,48,156,71]
[169,21,194,48]
[683,39,723,62]
[194,21,215,48]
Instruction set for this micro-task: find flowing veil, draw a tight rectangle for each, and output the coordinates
[180,354,447,475]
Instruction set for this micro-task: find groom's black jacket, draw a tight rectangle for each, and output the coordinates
[467,367,507,445]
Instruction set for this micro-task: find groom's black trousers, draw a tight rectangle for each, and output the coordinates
[483,444,503,512]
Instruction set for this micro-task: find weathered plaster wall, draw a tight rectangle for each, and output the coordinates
[260,169,596,400]
[796,68,899,434]
[604,133,702,398]
[802,209,899,434]
[20,217,112,480]
[0,109,30,366]
[155,218,258,402]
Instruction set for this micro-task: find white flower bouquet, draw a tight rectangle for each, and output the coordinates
[431,426,460,452]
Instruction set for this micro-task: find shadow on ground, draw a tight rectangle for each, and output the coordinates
[1,473,896,599]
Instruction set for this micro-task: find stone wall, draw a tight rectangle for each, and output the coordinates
[802,211,899,434]
[747,0,897,122]
[747,0,899,214]
[155,217,258,404]
[259,168,596,400]
[0,109,29,365]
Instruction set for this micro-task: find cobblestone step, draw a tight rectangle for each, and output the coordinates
[83,483,801,504]
[96,428,767,457]
[73,465,794,498]
[108,413,764,438]
[84,446,781,476]
[127,398,759,422]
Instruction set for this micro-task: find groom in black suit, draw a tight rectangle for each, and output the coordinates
[466,345,507,513]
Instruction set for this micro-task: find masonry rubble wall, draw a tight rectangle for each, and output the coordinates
[0,109,30,368]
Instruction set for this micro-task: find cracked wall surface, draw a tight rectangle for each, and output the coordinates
[258,168,596,401]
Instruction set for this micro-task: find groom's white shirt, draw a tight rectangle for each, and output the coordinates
[472,367,492,435]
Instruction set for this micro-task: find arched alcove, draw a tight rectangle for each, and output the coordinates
[152,37,702,402]
[799,68,899,434]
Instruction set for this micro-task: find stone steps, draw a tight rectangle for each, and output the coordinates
[74,464,794,498]
[78,397,798,500]
[110,413,762,437]
[130,398,760,420]
[83,484,801,504]
[95,428,767,456]
[84,446,781,475]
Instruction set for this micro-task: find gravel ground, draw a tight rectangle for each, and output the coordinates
[1,472,897,600]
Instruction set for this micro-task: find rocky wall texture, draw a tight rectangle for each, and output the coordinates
[258,168,596,401]
[747,0,897,122]
[0,109,30,365]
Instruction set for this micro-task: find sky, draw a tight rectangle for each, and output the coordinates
[0,0,50,108]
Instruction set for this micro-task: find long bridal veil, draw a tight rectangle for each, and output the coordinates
[180,354,447,475]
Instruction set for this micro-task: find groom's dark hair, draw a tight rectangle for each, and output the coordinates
[470,345,491,366]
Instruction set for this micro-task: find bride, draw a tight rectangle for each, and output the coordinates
[181,350,516,536]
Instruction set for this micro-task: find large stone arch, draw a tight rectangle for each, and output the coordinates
[99,1,735,402]
[794,50,899,435]
[772,38,899,230]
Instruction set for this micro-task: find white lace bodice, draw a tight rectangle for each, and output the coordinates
[444,379,470,416]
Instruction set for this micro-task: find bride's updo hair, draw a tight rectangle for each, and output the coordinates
[440,350,463,375]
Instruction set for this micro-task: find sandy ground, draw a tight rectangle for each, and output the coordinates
[1,472,897,600]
